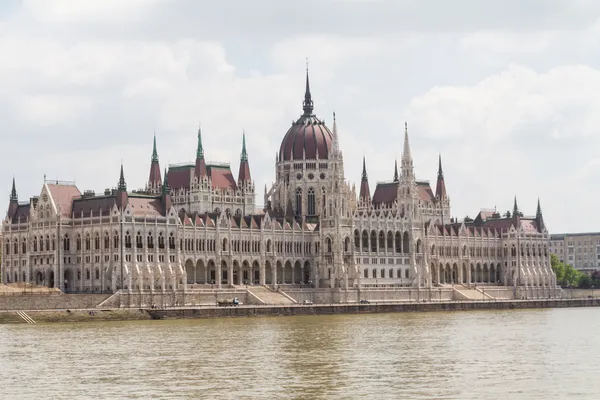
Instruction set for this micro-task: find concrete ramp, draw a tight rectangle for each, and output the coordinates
[247,286,296,305]
[453,287,488,301]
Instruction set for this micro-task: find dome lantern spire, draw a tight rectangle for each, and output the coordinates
[302,58,314,116]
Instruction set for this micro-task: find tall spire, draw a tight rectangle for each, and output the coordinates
[359,156,371,204]
[435,154,447,201]
[9,177,17,202]
[536,198,545,232]
[196,122,204,159]
[302,59,314,116]
[536,198,542,217]
[332,111,340,154]
[151,132,158,163]
[162,167,169,195]
[118,163,127,191]
[513,196,519,215]
[241,130,248,162]
[402,121,412,162]
[393,159,399,182]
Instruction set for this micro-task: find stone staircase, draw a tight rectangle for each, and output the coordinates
[453,286,488,301]
[247,286,296,305]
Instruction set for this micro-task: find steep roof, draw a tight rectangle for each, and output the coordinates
[10,204,30,224]
[416,181,435,203]
[207,164,237,191]
[372,181,398,206]
[47,183,81,217]
[72,196,116,218]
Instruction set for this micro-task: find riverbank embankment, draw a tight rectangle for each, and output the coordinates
[2,298,599,324]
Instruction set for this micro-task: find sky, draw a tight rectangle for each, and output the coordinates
[1,0,600,233]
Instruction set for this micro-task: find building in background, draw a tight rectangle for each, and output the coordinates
[550,232,600,274]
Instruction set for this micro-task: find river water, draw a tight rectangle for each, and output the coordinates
[0,308,599,399]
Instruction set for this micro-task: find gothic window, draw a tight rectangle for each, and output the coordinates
[64,235,70,251]
[378,231,385,249]
[13,239,18,255]
[125,232,131,248]
[344,237,350,252]
[397,269,402,278]
[85,234,90,251]
[158,232,165,249]
[95,268,99,280]
[326,237,332,253]
[22,238,27,254]
[381,268,385,278]
[405,269,409,278]
[295,188,302,216]
[354,230,360,250]
[136,232,143,249]
[403,232,409,254]
[364,269,369,278]
[94,233,100,250]
[33,236,38,252]
[395,232,401,253]
[389,268,393,278]
[147,232,154,249]
[372,268,377,279]
[86,269,90,280]
[266,239,271,253]
[40,236,44,252]
[370,231,377,252]
[51,235,55,251]
[113,232,119,249]
[222,238,228,252]
[77,269,81,280]
[104,232,110,249]
[387,231,393,251]
[169,233,175,250]
[307,188,315,215]
[362,230,368,251]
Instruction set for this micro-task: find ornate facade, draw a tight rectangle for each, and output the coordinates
[1,72,557,295]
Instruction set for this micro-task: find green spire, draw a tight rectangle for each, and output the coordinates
[151,133,158,163]
[118,163,127,191]
[162,167,169,195]
[196,123,204,159]
[241,131,248,162]
[9,177,17,202]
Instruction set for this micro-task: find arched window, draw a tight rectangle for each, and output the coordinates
[266,239,272,253]
[158,232,164,249]
[147,232,154,249]
[77,235,82,251]
[364,269,369,278]
[114,232,119,249]
[307,188,315,215]
[378,231,385,250]
[321,188,326,217]
[295,188,302,216]
[372,268,377,279]
[40,236,44,252]
[94,233,100,250]
[85,234,90,251]
[33,236,38,252]
[51,235,55,251]
[13,239,18,255]
[222,238,228,252]
[136,232,143,248]
[22,238,27,254]
[354,230,360,250]
[370,231,377,252]
[362,230,369,250]
[326,237,332,253]
[389,268,393,278]
[86,269,90,280]
[63,234,70,251]
[169,233,175,249]
[344,237,350,252]
[104,232,110,249]
[125,232,131,248]
[395,232,401,253]
[95,268,100,280]
[381,268,385,278]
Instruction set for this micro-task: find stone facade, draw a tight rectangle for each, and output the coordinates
[1,72,557,296]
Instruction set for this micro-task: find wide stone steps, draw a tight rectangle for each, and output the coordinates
[247,286,296,305]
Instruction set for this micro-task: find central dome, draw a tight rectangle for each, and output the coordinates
[278,73,333,162]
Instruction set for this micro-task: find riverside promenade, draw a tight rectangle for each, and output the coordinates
[1,297,599,324]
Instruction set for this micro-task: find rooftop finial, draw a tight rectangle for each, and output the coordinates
[302,59,314,115]
[362,155,368,180]
[332,111,340,154]
[10,176,17,202]
[393,158,399,182]
[118,163,127,191]
[513,196,519,215]
[152,132,159,163]
[196,122,204,159]
[437,153,444,179]
[536,198,542,217]
[241,130,248,162]
[162,167,169,195]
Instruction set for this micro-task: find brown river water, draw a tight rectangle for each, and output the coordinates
[0,308,599,399]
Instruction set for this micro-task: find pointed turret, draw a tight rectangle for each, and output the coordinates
[332,112,340,155]
[536,198,545,233]
[435,154,447,201]
[162,167,171,214]
[194,123,207,182]
[513,196,519,216]
[401,122,414,179]
[116,163,128,210]
[148,133,162,192]
[7,177,19,220]
[359,156,371,204]
[237,131,251,186]
[10,177,17,202]
[393,159,399,182]
[302,61,314,116]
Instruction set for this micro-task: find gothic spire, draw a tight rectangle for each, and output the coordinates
[332,111,340,154]
[151,132,158,163]
[9,177,17,202]
[118,163,127,191]
[162,167,169,195]
[302,59,314,116]
[401,121,414,179]
[437,153,444,179]
[361,155,368,180]
[536,198,542,217]
[393,158,399,182]
[241,130,248,162]
[359,156,371,204]
[536,198,545,232]
[513,196,519,216]
[435,154,447,201]
[196,122,204,159]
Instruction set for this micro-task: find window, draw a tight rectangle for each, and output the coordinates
[158,233,165,249]
[85,234,90,251]
[136,232,143,249]
[307,187,315,215]
[147,232,154,249]
[295,188,302,216]
[125,232,131,248]
[364,269,369,278]
[104,233,110,249]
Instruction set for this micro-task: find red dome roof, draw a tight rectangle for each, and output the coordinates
[279,115,333,161]
[279,71,333,161]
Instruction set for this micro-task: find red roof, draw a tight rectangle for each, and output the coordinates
[128,196,164,216]
[47,183,81,217]
[279,115,333,161]
[207,165,237,191]
[372,182,398,206]
[416,181,435,203]
[167,166,193,191]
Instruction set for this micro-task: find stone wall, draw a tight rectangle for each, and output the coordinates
[99,290,254,308]
[0,293,111,310]
[284,288,455,303]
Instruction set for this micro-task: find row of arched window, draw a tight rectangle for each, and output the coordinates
[354,230,411,254]
[363,268,410,279]
[295,187,322,216]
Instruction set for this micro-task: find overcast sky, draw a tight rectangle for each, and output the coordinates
[1,0,599,233]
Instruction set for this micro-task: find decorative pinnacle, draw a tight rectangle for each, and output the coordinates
[10,176,17,202]
[241,131,248,162]
[513,196,519,215]
[361,155,368,180]
[118,163,127,191]
[151,132,159,163]
[393,159,399,182]
[536,198,542,217]
[196,122,204,159]
[302,59,314,116]
[162,167,169,195]
[402,121,412,162]
[437,154,444,179]
[332,111,340,154]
